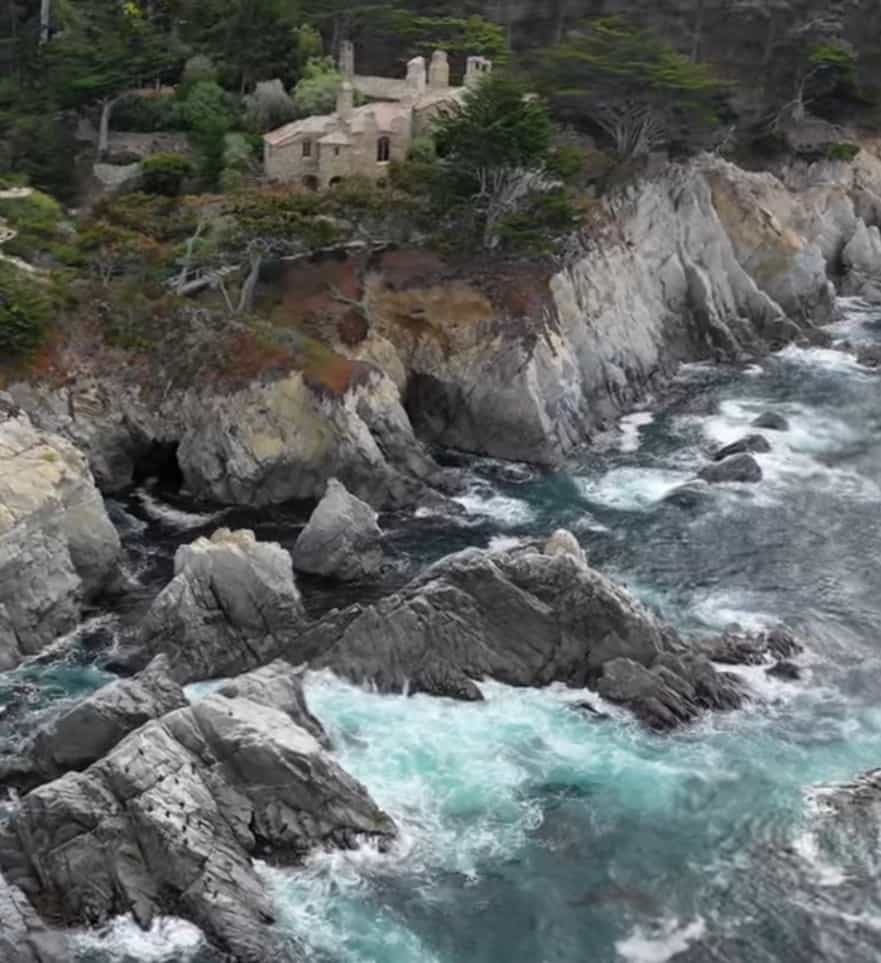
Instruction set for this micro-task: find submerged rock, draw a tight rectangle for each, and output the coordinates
[701,627,803,665]
[0,683,395,963]
[663,481,713,510]
[766,660,801,681]
[712,433,771,461]
[0,398,121,669]
[857,343,881,368]
[751,411,789,431]
[293,534,746,729]
[698,452,763,484]
[132,528,307,683]
[292,478,383,581]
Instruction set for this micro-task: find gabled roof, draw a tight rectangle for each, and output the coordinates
[263,113,336,147]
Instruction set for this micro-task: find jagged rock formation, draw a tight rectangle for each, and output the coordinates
[0,669,395,963]
[292,534,746,729]
[292,478,383,581]
[128,528,307,683]
[0,656,186,792]
[0,395,120,669]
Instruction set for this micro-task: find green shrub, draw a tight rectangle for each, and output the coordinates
[826,142,860,162]
[0,264,52,359]
[547,145,586,183]
[0,189,65,260]
[495,188,579,253]
[141,153,194,196]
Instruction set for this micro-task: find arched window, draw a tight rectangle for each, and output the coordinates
[377,136,391,163]
[302,139,312,158]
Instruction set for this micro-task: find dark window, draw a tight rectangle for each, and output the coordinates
[377,136,391,163]
[334,146,341,156]
[302,139,312,158]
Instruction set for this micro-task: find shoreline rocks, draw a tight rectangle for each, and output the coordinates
[292,533,750,729]
[0,667,395,963]
[127,528,307,683]
[292,478,383,581]
[0,396,121,670]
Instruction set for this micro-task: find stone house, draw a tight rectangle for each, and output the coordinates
[263,44,492,189]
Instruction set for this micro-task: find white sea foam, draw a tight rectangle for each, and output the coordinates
[618,411,655,453]
[696,397,881,503]
[776,342,869,374]
[452,487,536,527]
[136,489,225,530]
[615,917,707,963]
[487,534,526,552]
[576,466,692,511]
[793,830,847,887]
[71,914,205,962]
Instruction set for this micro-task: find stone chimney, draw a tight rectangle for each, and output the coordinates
[406,56,427,95]
[465,56,493,87]
[336,80,354,118]
[429,50,450,89]
[339,40,355,80]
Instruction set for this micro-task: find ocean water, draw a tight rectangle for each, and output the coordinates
[5,300,881,963]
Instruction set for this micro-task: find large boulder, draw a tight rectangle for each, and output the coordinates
[292,478,383,581]
[132,528,307,683]
[698,452,763,484]
[0,656,186,792]
[293,536,746,728]
[842,219,881,302]
[0,397,120,669]
[0,687,395,963]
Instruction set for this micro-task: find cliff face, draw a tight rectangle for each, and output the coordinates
[10,148,881,502]
[347,149,880,466]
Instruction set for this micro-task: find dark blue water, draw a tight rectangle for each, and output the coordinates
[5,302,881,963]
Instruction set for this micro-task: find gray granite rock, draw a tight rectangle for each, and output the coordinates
[292,479,383,581]
[293,534,747,727]
[0,689,394,963]
[133,528,307,683]
[0,400,120,669]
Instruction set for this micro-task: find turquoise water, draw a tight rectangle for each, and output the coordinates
[10,301,881,962]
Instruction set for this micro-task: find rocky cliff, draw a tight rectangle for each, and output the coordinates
[333,149,881,466]
[0,395,120,669]
[9,148,881,500]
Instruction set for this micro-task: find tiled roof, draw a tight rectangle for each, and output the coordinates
[263,114,336,147]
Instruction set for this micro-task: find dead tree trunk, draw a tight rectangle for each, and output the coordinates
[39,0,50,44]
